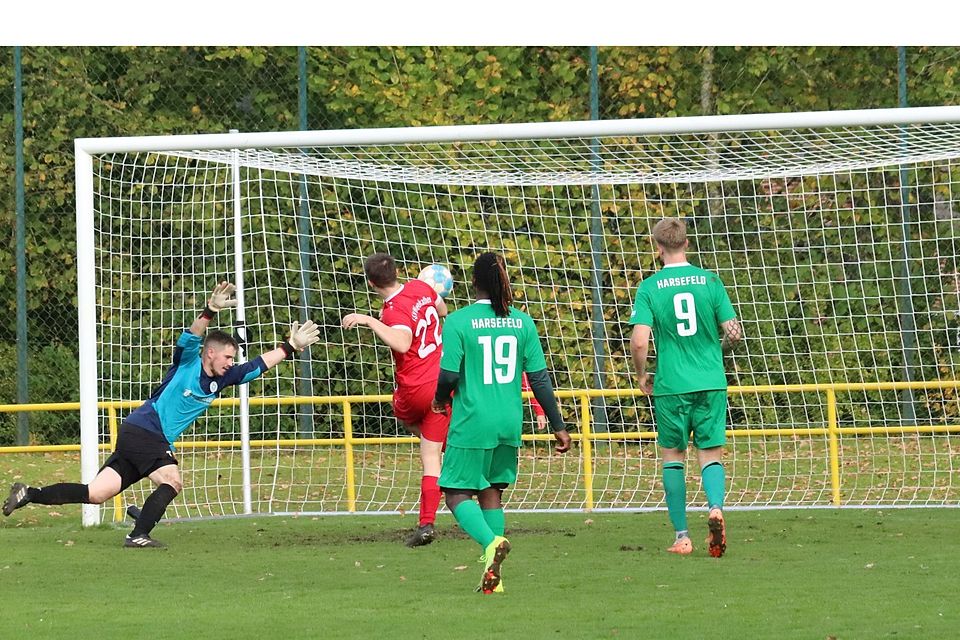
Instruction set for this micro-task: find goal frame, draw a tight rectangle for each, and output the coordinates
[75,105,960,526]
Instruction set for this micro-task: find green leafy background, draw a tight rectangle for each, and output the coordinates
[2,46,960,445]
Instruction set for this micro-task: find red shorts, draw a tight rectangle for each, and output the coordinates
[393,382,450,443]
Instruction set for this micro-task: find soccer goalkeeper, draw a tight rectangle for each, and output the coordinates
[2,282,321,548]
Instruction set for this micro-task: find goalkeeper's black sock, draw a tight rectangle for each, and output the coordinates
[131,484,178,537]
[28,483,90,505]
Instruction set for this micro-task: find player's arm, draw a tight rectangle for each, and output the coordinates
[435,297,449,318]
[189,281,238,336]
[431,368,459,413]
[630,324,654,396]
[221,320,321,388]
[432,321,461,413]
[714,281,742,354]
[341,313,413,354]
[720,318,743,354]
[525,368,571,453]
[519,322,570,452]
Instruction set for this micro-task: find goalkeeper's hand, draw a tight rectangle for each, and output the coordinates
[288,320,320,351]
[207,282,238,313]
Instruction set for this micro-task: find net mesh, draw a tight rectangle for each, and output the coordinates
[87,118,960,521]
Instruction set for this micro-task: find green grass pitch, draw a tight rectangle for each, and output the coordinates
[2,454,958,639]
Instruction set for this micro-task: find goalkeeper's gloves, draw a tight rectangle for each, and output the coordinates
[202,282,238,318]
[281,320,320,358]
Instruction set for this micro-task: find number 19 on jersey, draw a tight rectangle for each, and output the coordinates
[478,335,517,384]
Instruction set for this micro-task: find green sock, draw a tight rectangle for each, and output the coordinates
[662,461,687,533]
[702,461,725,510]
[482,508,505,537]
[453,501,496,548]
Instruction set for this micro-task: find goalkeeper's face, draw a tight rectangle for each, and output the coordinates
[206,345,237,376]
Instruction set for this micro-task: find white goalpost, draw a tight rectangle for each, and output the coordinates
[76,106,960,526]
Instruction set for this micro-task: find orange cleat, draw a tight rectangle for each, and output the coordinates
[666,536,693,555]
[707,508,726,558]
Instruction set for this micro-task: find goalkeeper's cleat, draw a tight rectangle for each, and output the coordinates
[480,536,511,594]
[123,533,167,549]
[666,536,693,555]
[707,508,727,558]
[3,482,30,516]
[404,523,436,548]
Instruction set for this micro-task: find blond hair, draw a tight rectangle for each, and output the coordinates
[652,218,687,251]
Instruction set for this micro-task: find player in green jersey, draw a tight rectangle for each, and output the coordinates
[432,252,571,593]
[629,218,743,558]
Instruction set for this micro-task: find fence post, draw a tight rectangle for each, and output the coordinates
[580,393,594,511]
[896,45,918,426]
[587,45,609,433]
[14,46,29,445]
[826,389,842,506]
[343,400,357,512]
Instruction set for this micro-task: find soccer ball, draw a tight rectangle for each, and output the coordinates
[418,264,454,298]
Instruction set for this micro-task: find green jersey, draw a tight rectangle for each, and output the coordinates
[628,262,737,396]
[439,301,548,448]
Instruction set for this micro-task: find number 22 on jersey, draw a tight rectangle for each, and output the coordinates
[414,306,442,358]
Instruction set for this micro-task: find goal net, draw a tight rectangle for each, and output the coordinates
[76,107,960,525]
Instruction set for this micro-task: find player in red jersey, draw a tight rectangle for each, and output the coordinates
[342,253,450,547]
[522,372,547,431]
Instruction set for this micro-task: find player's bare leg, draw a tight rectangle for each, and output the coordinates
[87,467,123,504]
[125,465,181,549]
[406,434,443,547]
[4,466,120,517]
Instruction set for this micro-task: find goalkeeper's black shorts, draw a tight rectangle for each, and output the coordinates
[100,422,179,491]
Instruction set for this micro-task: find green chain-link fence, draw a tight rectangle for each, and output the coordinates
[3,46,960,445]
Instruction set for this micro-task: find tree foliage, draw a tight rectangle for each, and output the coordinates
[3,46,960,444]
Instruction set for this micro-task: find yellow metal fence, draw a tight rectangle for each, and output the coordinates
[2,380,958,519]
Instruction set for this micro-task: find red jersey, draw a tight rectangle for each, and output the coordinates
[521,372,545,417]
[379,279,443,389]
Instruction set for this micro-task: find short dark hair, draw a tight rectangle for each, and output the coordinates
[204,330,238,352]
[364,253,398,288]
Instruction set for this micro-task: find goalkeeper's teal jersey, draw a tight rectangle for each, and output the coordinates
[125,331,266,444]
[439,301,548,448]
[628,262,737,396]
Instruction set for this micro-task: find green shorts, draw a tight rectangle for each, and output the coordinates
[653,390,728,451]
[438,444,519,492]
